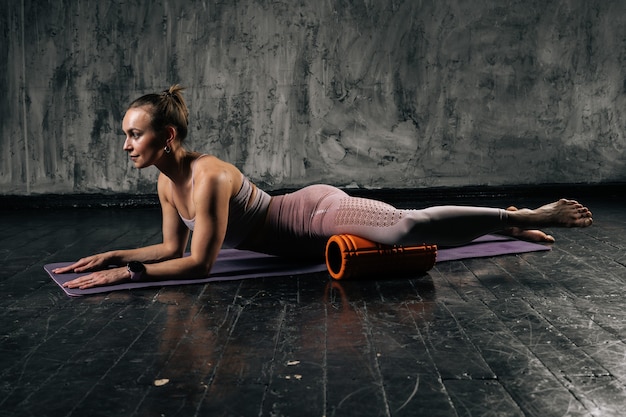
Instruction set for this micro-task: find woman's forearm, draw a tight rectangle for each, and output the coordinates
[109,243,183,266]
[60,245,208,289]
[112,244,212,281]
[142,255,210,281]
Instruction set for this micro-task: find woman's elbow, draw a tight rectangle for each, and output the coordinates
[188,259,213,278]
[162,244,185,261]
[202,264,213,278]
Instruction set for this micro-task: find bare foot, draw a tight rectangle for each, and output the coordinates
[501,206,555,243]
[507,199,593,229]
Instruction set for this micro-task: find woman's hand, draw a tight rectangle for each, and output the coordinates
[62,267,130,290]
[52,252,115,275]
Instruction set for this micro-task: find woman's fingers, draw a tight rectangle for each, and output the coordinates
[62,267,128,289]
[63,274,97,289]
[52,254,109,274]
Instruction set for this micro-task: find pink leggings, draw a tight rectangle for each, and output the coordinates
[240,185,509,260]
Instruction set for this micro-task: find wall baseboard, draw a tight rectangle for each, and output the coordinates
[0,183,623,210]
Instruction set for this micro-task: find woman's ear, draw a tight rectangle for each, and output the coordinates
[164,125,177,147]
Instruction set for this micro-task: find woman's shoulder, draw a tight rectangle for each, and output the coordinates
[194,154,240,176]
[192,155,243,195]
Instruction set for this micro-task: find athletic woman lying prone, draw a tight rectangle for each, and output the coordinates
[54,86,593,289]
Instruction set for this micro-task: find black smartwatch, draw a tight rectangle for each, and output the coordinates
[127,261,146,281]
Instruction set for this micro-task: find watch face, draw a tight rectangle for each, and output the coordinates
[128,261,145,273]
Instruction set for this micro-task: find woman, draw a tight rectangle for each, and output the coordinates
[55,85,593,289]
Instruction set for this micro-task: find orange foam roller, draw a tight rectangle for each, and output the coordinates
[325,234,437,280]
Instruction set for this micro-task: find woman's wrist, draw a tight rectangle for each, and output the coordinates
[106,250,124,266]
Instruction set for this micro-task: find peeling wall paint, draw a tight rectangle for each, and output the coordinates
[2,0,626,195]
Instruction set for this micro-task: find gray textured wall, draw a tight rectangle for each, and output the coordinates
[2,0,626,195]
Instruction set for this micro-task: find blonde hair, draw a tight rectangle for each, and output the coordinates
[128,84,190,140]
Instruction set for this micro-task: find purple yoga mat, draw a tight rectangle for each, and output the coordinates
[44,235,550,296]
[44,249,327,297]
[436,234,551,262]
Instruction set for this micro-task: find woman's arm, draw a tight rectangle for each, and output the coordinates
[59,173,193,288]
[61,168,234,289]
[54,174,188,274]
[136,168,232,279]
[112,174,192,264]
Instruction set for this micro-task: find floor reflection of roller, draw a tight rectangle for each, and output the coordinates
[325,234,437,280]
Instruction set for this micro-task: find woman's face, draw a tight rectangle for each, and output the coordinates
[122,106,165,168]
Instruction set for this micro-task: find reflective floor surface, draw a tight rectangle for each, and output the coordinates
[1,192,625,417]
